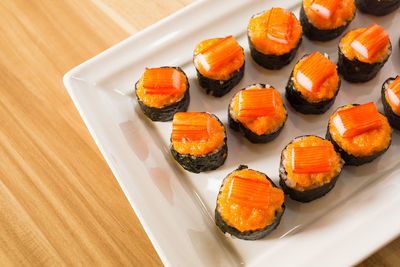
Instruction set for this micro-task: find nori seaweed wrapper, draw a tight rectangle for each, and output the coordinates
[300,5,354,41]
[135,66,190,121]
[248,35,302,70]
[228,84,287,143]
[356,0,400,16]
[337,40,392,83]
[215,165,285,240]
[279,136,343,202]
[326,105,391,166]
[285,56,341,114]
[195,48,245,97]
[381,76,400,130]
[170,114,227,173]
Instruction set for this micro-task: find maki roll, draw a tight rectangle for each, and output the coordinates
[247,7,302,70]
[228,84,287,143]
[356,0,400,16]
[300,0,356,41]
[286,52,340,114]
[193,35,244,97]
[326,102,392,166]
[338,24,391,82]
[135,67,190,121]
[381,76,400,130]
[215,165,285,240]
[279,136,344,202]
[170,112,227,173]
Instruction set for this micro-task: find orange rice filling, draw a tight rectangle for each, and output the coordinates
[292,53,339,102]
[193,37,244,80]
[136,68,187,108]
[217,169,284,232]
[248,8,302,55]
[283,136,341,191]
[340,28,390,64]
[329,105,392,157]
[385,77,400,116]
[172,112,225,156]
[303,0,355,30]
[230,85,287,135]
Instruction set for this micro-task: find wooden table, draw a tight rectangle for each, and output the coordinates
[0,0,399,266]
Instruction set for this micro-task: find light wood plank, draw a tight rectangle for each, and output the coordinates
[91,0,194,34]
[0,0,162,266]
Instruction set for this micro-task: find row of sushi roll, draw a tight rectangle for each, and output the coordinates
[163,99,395,240]
[133,1,399,240]
[217,100,393,239]
[167,99,393,172]
[135,26,392,127]
[135,9,394,121]
[135,23,392,121]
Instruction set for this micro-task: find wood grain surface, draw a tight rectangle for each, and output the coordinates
[0,0,398,266]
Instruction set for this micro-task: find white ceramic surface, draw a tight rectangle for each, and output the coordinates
[63,1,400,266]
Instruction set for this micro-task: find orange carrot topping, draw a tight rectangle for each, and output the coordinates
[333,102,383,138]
[195,36,242,72]
[310,0,340,19]
[228,176,271,208]
[295,52,336,92]
[142,68,182,95]
[266,8,294,45]
[292,146,331,174]
[350,24,389,60]
[238,89,276,118]
[172,112,210,142]
[387,77,400,108]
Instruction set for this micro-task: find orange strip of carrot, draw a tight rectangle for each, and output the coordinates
[295,52,336,92]
[266,8,293,44]
[196,36,230,55]
[333,102,383,138]
[195,36,242,72]
[142,68,181,95]
[238,89,276,118]
[350,24,389,60]
[172,112,210,142]
[228,176,271,208]
[310,0,340,19]
[292,146,331,174]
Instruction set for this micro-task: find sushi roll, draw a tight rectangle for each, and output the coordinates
[279,136,344,202]
[381,76,400,130]
[135,67,190,121]
[247,7,302,70]
[356,0,400,16]
[286,52,341,114]
[193,35,244,97]
[326,102,392,166]
[300,0,356,41]
[228,84,287,143]
[170,112,227,173]
[215,165,285,240]
[338,24,392,83]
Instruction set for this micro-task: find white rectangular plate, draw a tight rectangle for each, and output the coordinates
[63,1,400,266]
